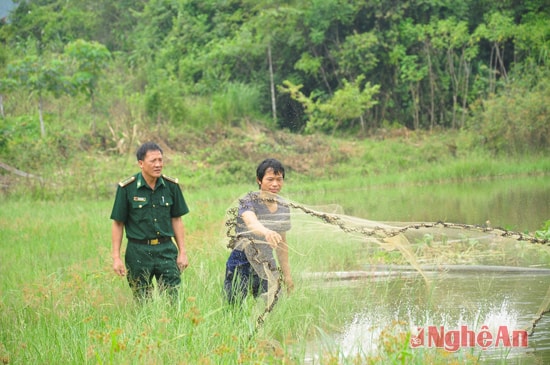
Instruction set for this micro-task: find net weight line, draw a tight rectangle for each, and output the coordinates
[285,200,549,244]
[225,196,550,336]
[530,285,550,336]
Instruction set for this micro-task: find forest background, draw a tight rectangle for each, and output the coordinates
[0,0,549,197]
[1,1,550,363]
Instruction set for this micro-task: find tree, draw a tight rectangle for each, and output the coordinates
[7,54,72,136]
[235,3,303,125]
[513,11,550,70]
[474,12,515,93]
[0,0,548,139]
[0,43,13,118]
[279,75,379,134]
[64,39,111,133]
[428,18,478,129]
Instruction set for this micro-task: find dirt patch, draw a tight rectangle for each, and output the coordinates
[151,122,356,176]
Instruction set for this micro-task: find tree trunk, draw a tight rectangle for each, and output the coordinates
[460,61,471,129]
[39,95,46,137]
[424,42,435,131]
[0,161,43,181]
[267,44,277,124]
[447,49,458,129]
[410,84,420,130]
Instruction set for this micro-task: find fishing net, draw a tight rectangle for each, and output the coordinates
[223,193,550,354]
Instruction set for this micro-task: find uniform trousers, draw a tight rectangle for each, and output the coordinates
[125,240,181,302]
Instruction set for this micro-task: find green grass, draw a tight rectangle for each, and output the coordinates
[0,197,387,364]
[1,129,550,364]
[2,185,549,364]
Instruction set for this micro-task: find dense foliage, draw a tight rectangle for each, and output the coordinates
[0,0,548,169]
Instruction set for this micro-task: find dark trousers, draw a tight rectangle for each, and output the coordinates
[224,250,268,304]
[125,241,181,302]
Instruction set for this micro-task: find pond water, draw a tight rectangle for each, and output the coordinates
[303,270,550,364]
[291,175,550,232]
[291,175,550,363]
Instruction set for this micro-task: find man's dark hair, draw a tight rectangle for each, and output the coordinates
[136,142,163,161]
[256,158,285,183]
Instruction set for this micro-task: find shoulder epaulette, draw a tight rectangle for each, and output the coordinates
[162,174,179,184]
[118,176,135,187]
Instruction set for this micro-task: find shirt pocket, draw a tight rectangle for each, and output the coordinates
[157,195,174,220]
[131,200,150,223]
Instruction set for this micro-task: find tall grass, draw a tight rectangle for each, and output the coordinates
[0,197,375,364]
[3,185,548,364]
[0,198,406,363]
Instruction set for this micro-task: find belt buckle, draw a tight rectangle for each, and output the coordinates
[149,238,160,245]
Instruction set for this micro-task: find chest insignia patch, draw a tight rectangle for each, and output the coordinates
[133,196,147,202]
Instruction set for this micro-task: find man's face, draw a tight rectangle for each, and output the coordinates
[258,168,284,195]
[139,150,163,180]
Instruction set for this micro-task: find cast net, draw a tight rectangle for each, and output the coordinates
[223,193,550,354]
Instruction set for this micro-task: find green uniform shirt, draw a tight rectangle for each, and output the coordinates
[110,173,189,241]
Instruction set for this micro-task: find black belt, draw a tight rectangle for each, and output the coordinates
[129,237,172,245]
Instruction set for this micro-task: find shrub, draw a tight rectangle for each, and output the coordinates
[471,70,550,155]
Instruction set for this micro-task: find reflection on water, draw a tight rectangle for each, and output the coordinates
[290,176,550,231]
[304,270,550,364]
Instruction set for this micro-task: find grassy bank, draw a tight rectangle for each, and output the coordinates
[2,127,549,200]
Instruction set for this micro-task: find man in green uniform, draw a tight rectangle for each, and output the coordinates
[110,142,190,302]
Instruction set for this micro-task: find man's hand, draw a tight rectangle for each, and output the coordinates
[264,229,283,248]
[177,251,189,272]
[113,257,126,276]
[285,277,294,294]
